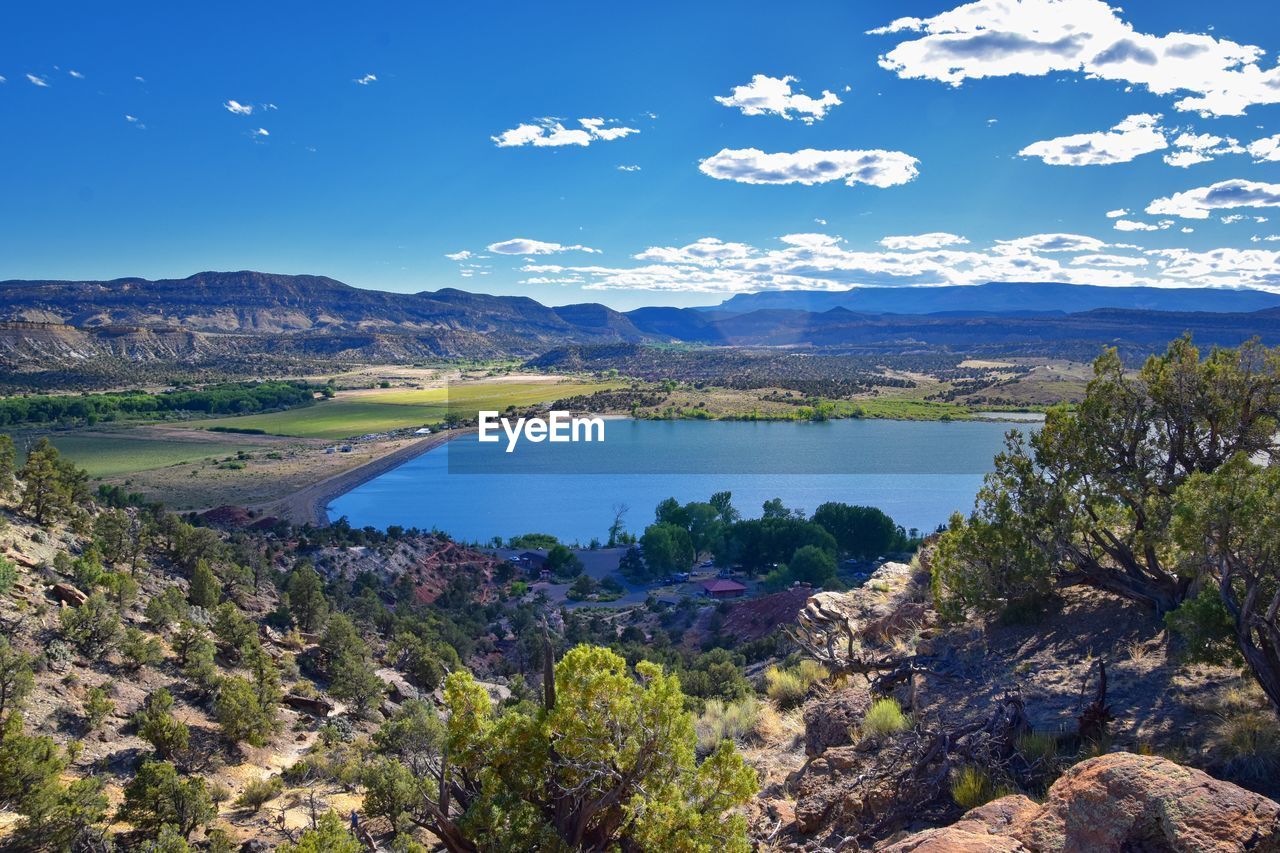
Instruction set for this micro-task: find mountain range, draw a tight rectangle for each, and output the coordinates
[4,272,1280,368]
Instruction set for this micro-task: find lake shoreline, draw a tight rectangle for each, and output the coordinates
[269,427,472,526]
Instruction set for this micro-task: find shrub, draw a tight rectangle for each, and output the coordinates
[862,698,910,739]
[234,776,284,812]
[1213,710,1280,784]
[59,593,122,660]
[0,556,17,595]
[84,685,115,731]
[695,698,766,753]
[763,660,827,709]
[1015,730,1059,769]
[121,627,165,670]
[950,765,1013,811]
[134,689,190,760]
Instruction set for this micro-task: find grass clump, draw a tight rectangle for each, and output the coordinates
[695,697,781,753]
[235,776,285,812]
[763,660,827,709]
[950,765,1014,811]
[1213,710,1280,784]
[1015,730,1059,769]
[862,697,911,739]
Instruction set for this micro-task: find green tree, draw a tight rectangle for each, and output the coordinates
[0,638,34,720]
[329,652,385,718]
[0,433,16,499]
[122,626,166,670]
[768,544,838,590]
[394,644,757,851]
[640,522,694,577]
[276,810,363,853]
[811,502,900,559]
[545,544,583,578]
[0,555,17,596]
[18,437,74,524]
[117,760,214,839]
[1170,454,1280,714]
[286,564,328,632]
[187,560,221,609]
[934,338,1280,616]
[59,592,123,660]
[84,684,115,732]
[709,491,739,523]
[0,713,106,846]
[134,688,190,760]
[214,676,277,747]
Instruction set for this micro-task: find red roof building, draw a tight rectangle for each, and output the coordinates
[701,578,747,599]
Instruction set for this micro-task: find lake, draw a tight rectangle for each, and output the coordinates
[327,418,1034,545]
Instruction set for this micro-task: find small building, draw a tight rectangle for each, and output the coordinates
[701,578,747,599]
[414,427,433,435]
[514,551,548,576]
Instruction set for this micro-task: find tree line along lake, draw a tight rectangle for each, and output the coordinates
[326,418,1038,545]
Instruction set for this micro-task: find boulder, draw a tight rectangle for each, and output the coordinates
[49,582,88,607]
[1013,752,1280,852]
[881,754,1280,853]
[282,693,333,717]
[803,685,871,757]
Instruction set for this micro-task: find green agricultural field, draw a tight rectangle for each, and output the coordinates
[195,381,617,439]
[30,433,266,477]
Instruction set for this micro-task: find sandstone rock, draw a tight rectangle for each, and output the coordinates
[803,685,871,757]
[1013,752,1280,852]
[881,754,1280,853]
[49,582,88,607]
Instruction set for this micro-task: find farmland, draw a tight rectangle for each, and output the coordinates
[26,430,267,477]
[194,379,618,440]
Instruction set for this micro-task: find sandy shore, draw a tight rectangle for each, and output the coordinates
[267,428,471,526]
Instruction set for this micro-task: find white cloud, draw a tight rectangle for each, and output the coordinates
[517,230,1280,294]
[814,218,828,226]
[870,0,1280,117]
[1113,218,1173,232]
[995,233,1109,252]
[124,114,144,129]
[1163,132,1244,167]
[1181,227,1195,233]
[486,238,601,255]
[1071,253,1148,267]
[354,73,377,85]
[252,128,269,138]
[1248,134,1280,162]
[616,164,641,172]
[445,250,474,261]
[0,76,6,84]
[1019,114,1166,166]
[879,232,969,250]
[1147,179,1280,219]
[714,74,842,123]
[26,73,48,87]
[1106,208,1128,218]
[635,238,758,265]
[493,118,639,148]
[698,148,920,187]
[224,100,254,116]
[68,70,84,79]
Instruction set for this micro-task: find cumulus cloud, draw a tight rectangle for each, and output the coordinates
[354,73,377,85]
[445,250,474,261]
[1106,208,1128,218]
[486,238,601,255]
[1146,179,1280,219]
[1248,134,1280,162]
[251,128,269,138]
[1163,132,1244,167]
[493,117,639,148]
[617,164,641,172]
[26,73,48,87]
[869,0,1280,117]
[224,100,254,115]
[995,233,1109,252]
[714,74,842,123]
[698,148,920,187]
[1019,113,1167,166]
[1113,218,1174,231]
[879,232,969,250]
[514,230,1280,294]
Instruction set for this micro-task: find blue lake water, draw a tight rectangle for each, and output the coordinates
[327,418,1034,545]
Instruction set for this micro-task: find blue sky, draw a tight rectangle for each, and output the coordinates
[3,0,1280,309]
